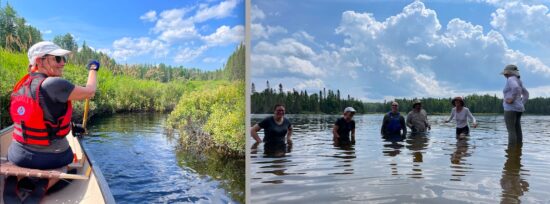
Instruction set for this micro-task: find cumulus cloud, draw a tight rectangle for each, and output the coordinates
[193,0,239,23]
[106,0,242,65]
[251,4,265,21]
[202,25,244,46]
[296,79,326,90]
[252,1,550,100]
[174,45,208,63]
[490,1,550,46]
[111,37,169,60]
[333,1,550,98]
[140,10,157,22]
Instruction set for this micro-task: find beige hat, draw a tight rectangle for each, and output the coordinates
[501,64,520,77]
[28,41,71,65]
[412,99,422,108]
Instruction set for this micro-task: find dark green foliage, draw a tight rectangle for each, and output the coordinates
[252,84,550,115]
[0,2,42,52]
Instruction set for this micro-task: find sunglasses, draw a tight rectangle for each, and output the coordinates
[43,55,67,63]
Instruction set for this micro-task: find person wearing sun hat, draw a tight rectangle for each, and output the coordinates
[501,64,529,143]
[406,100,430,133]
[5,41,100,202]
[333,107,357,146]
[444,96,477,137]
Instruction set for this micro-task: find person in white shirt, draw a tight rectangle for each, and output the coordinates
[501,65,529,143]
[444,96,477,137]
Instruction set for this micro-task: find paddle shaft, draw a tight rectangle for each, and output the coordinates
[82,99,90,129]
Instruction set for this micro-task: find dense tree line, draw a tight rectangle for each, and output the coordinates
[1,2,244,83]
[0,2,42,52]
[251,81,366,114]
[252,84,550,115]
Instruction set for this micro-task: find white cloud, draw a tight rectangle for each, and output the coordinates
[41,29,52,34]
[111,37,169,60]
[251,4,265,21]
[202,25,244,46]
[251,23,287,40]
[252,1,550,100]
[153,8,198,43]
[193,0,239,23]
[490,1,550,46]
[174,45,208,63]
[295,79,326,90]
[140,10,157,22]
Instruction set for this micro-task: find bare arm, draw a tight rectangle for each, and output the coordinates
[333,125,340,140]
[286,126,293,143]
[68,70,97,101]
[250,124,262,143]
[351,128,355,143]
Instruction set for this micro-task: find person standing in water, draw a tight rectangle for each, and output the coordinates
[444,96,478,137]
[251,104,293,156]
[333,107,357,146]
[406,100,431,133]
[381,101,407,137]
[501,65,529,144]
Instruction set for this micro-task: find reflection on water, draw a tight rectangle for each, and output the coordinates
[84,113,240,203]
[251,114,550,203]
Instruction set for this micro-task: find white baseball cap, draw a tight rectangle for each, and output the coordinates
[344,107,356,113]
[27,41,71,65]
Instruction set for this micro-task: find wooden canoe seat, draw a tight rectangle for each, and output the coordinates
[0,158,89,180]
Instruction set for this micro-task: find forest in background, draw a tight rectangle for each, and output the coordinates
[0,2,245,156]
[252,82,550,115]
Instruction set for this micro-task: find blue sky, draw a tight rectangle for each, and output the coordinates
[251,0,550,101]
[6,0,244,70]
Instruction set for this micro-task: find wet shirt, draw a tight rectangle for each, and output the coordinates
[15,73,75,153]
[259,116,292,149]
[447,107,476,128]
[406,109,430,132]
[335,117,355,142]
[503,76,529,112]
[381,112,406,136]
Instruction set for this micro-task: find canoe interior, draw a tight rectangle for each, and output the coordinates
[0,126,114,204]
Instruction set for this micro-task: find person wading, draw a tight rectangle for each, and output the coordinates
[251,104,293,156]
[501,64,529,144]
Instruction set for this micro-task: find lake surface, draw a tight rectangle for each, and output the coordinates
[250,114,550,203]
[83,113,243,203]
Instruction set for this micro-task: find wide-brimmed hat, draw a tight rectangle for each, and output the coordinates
[28,41,71,65]
[412,100,422,108]
[451,96,465,106]
[500,64,520,77]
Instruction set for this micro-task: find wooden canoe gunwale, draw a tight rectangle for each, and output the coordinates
[1,125,116,204]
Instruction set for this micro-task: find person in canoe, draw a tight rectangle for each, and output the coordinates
[333,107,357,146]
[4,41,99,203]
[444,96,478,138]
[251,104,293,156]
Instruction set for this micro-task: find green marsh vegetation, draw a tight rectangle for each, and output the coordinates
[0,2,245,156]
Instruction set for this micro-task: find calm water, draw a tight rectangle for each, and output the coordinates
[250,114,550,203]
[83,113,243,204]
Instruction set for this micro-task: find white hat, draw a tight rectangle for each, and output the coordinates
[344,107,356,113]
[28,41,71,65]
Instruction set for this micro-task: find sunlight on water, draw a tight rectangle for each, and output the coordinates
[250,114,550,203]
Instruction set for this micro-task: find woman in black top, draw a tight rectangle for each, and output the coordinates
[333,107,356,146]
[251,104,293,155]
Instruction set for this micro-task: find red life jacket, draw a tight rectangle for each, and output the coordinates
[10,73,72,146]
